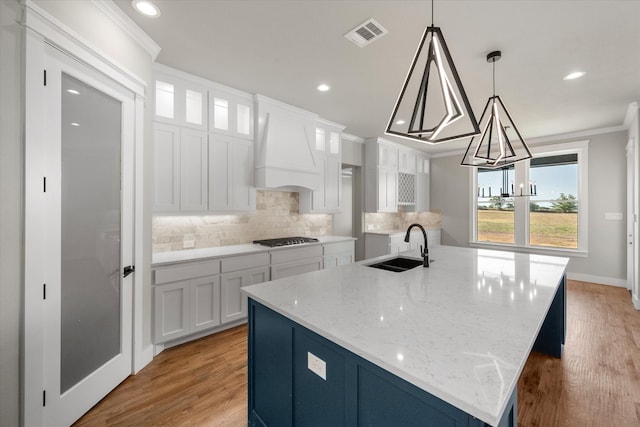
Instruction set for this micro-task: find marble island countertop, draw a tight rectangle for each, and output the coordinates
[152,235,356,266]
[243,245,569,426]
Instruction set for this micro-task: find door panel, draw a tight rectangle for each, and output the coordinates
[43,45,134,426]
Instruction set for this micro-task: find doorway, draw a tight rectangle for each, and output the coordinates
[25,43,135,426]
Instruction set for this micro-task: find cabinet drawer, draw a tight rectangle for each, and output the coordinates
[154,260,221,285]
[322,240,354,256]
[271,245,323,265]
[271,258,323,280]
[221,252,269,273]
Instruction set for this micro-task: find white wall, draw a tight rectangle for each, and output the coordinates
[430,155,471,246]
[431,130,629,286]
[0,1,24,424]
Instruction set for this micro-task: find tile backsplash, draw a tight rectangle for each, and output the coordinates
[364,208,441,232]
[153,190,332,252]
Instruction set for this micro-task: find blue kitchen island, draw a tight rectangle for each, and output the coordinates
[243,245,568,426]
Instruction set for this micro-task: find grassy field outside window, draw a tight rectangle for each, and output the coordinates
[477,209,578,248]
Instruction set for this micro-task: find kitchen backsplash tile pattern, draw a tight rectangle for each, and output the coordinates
[364,208,442,232]
[153,190,332,252]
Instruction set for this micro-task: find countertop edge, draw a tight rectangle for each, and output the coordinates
[152,235,356,267]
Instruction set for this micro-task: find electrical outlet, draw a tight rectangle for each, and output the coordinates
[183,240,195,249]
[367,224,374,231]
[307,351,326,380]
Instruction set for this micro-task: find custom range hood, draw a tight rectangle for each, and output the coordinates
[254,94,321,191]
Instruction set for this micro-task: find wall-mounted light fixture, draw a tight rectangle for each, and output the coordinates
[385,1,480,144]
[461,51,532,168]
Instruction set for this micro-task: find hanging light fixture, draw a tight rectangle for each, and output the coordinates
[386,0,480,144]
[461,50,532,168]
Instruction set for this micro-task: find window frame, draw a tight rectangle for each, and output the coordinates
[470,140,589,257]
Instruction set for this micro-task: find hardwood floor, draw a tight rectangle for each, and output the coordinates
[75,280,640,427]
[518,280,640,427]
[74,325,248,427]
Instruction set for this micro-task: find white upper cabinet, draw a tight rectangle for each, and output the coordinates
[399,149,416,174]
[152,64,256,214]
[365,138,399,213]
[154,74,207,131]
[364,138,430,213]
[209,134,256,212]
[153,123,208,213]
[209,89,253,140]
[415,153,430,212]
[300,119,345,213]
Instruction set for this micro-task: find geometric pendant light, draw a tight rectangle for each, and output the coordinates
[461,51,532,168]
[386,2,480,144]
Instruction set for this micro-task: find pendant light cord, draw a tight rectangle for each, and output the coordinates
[492,60,496,97]
[431,0,434,26]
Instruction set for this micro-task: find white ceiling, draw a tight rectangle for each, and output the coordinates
[113,0,640,154]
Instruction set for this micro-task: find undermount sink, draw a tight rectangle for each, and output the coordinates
[367,257,423,273]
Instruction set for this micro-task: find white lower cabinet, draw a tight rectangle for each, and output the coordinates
[323,240,355,268]
[154,280,191,343]
[154,253,269,344]
[191,276,221,332]
[271,245,323,279]
[153,240,355,346]
[153,258,221,343]
[220,266,269,324]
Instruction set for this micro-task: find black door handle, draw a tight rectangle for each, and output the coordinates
[123,265,135,278]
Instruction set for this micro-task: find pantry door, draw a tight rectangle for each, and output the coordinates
[41,44,134,426]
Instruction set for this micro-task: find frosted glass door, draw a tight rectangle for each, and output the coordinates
[40,44,134,427]
[60,73,122,393]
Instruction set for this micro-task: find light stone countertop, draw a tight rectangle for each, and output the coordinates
[242,245,569,426]
[152,235,356,266]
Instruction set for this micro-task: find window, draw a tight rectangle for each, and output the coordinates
[529,154,578,249]
[477,166,515,244]
[472,141,588,254]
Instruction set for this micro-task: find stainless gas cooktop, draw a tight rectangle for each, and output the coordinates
[252,237,319,247]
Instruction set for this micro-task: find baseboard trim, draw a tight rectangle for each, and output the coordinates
[133,344,154,374]
[633,296,640,310]
[567,272,627,288]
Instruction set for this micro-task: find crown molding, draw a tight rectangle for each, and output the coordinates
[429,125,627,159]
[341,133,364,143]
[91,0,161,60]
[623,101,639,129]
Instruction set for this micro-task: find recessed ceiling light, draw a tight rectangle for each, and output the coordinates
[70,122,80,127]
[317,84,330,92]
[67,89,80,95]
[563,71,586,81]
[395,119,406,125]
[132,0,161,18]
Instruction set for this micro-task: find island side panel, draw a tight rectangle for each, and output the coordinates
[248,301,293,427]
[532,274,566,358]
[248,299,514,427]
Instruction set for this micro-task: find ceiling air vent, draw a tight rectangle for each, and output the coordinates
[344,18,388,48]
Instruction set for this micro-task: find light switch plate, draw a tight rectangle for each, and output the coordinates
[605,212,623,221]
[307,351,326,380]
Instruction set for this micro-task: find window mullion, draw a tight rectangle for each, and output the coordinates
[513,161,529,246]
